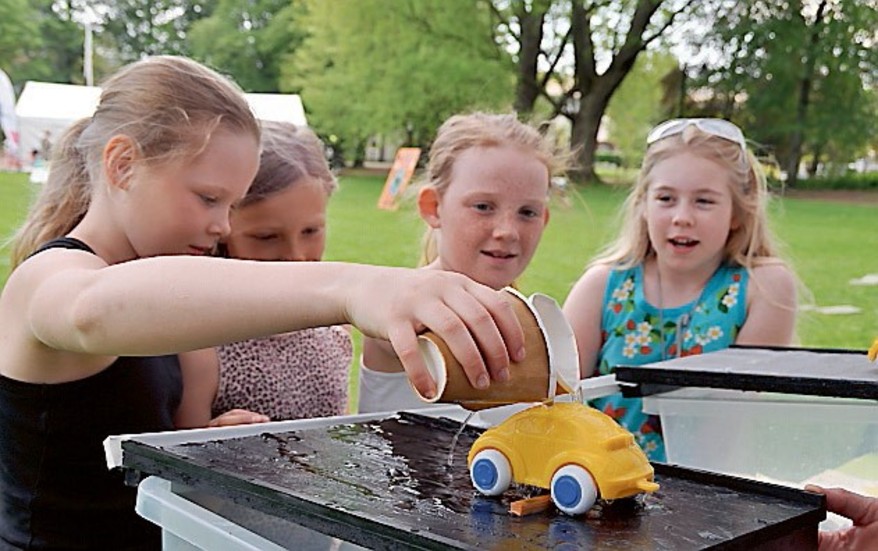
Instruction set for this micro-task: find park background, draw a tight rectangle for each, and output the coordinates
[1,169,876,409]
[1,1,877,407]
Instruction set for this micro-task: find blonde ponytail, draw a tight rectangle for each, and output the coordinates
[10,119,92,268]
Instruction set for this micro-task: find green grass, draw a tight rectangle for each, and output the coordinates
[2,170,876,410]
[0,172,36,283]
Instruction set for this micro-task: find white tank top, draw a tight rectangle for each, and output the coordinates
[356,356,444,414]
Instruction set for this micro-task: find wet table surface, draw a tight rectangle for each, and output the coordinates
[123,412,824,550]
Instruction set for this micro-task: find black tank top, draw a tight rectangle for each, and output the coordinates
[0,238,182,550]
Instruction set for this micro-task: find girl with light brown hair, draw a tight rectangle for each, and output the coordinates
[0,59,524,550]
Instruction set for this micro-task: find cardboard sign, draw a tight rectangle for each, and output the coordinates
[377,147,420,210]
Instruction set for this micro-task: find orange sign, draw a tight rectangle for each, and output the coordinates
[377,147,421,210]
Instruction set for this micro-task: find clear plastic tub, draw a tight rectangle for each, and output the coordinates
[642,387,878,484]
[136,476,285,551]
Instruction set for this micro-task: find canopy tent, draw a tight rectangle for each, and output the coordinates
[14,81,307,164]
[15,81,102,160]
[245,93,307,127]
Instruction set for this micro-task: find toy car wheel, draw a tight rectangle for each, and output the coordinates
[550,465,597,515]
[470,449,512,496]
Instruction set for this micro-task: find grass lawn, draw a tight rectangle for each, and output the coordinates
[1,170,876,410]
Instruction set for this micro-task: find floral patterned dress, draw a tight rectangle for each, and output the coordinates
[591,263,748,461]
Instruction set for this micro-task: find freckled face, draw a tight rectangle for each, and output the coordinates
[644,152,737,274]
[224,178,329,262]
[426,145,550,290]
[121,130,260,258]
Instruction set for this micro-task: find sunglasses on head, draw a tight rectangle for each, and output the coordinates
[646,118,748,153]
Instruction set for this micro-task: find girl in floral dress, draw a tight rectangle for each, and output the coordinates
[174,122,352,426]
[563,119,798,461]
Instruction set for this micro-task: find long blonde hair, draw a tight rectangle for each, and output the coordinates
[419,112,566,266]
[591,125,782,271]
[10,56,260,268]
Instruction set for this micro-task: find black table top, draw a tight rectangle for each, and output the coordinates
[122,412,825,550]
[616,346,878,399]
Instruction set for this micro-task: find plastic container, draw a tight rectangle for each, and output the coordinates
[136,476,365,551]
[642,388,878,484]
[136,476,285,551]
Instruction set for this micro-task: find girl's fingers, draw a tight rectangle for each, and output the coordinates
[468,284,526,364]
[441,287,518,384]
[207,409,270,427]
[808,485,878,526]
[388,324,437,400]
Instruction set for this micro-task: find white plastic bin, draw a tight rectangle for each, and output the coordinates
[136,476,285,550]
[136,476,366,551]
[642,388,878,485]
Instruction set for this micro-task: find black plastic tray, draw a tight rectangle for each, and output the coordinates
[616,345,878,399]
[122,412,825,550]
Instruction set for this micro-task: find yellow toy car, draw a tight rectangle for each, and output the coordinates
[869,337,878,362]
[467,402,659,515]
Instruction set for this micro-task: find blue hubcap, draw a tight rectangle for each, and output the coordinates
[554,475,582,508]
[472,459,498,490]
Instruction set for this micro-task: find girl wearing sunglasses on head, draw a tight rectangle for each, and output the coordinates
[563,118,798,461]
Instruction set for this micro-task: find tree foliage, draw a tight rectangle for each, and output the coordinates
[690,0,878,183]
[101,0,214,62]
[606,50,679,166]
[1,0,87,85]
[0,0,41,76]
[285,0,514,161]
[188,0,302,92]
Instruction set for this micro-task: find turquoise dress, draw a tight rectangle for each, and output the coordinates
[591,263,748,461]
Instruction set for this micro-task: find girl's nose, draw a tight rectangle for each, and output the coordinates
[672,203,694,226]
[281,242,308,262]
[492,213,519,239]
[209,212,232,238]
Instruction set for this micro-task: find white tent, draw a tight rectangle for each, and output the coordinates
[14,81,101,160]
[245,93,307,127]
[14,82,307,162]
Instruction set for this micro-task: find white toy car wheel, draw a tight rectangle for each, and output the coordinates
[550,464,597,515]
[469,449,512,496]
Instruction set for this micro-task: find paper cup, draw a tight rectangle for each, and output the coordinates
[415,287,579,410]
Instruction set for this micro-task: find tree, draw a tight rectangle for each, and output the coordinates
[286,0,514,164]
[0,0,41,77]
[492,0,702,182]
[691,0,878,184]
[606,50,679,166]
[101,0,214,62]
[2,0,87,85]
[188,0,302,92]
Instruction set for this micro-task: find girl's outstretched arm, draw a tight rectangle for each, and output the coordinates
[563,264,611,379]
[736,263,797,346]
[11,252,524,399]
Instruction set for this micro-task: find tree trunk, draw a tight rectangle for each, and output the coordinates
[567,0,683,183]
[570,93,611,182]
[785,0,828,188]
[513,2,546,116]
[351,138,367,168]
[807,144,822,178]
